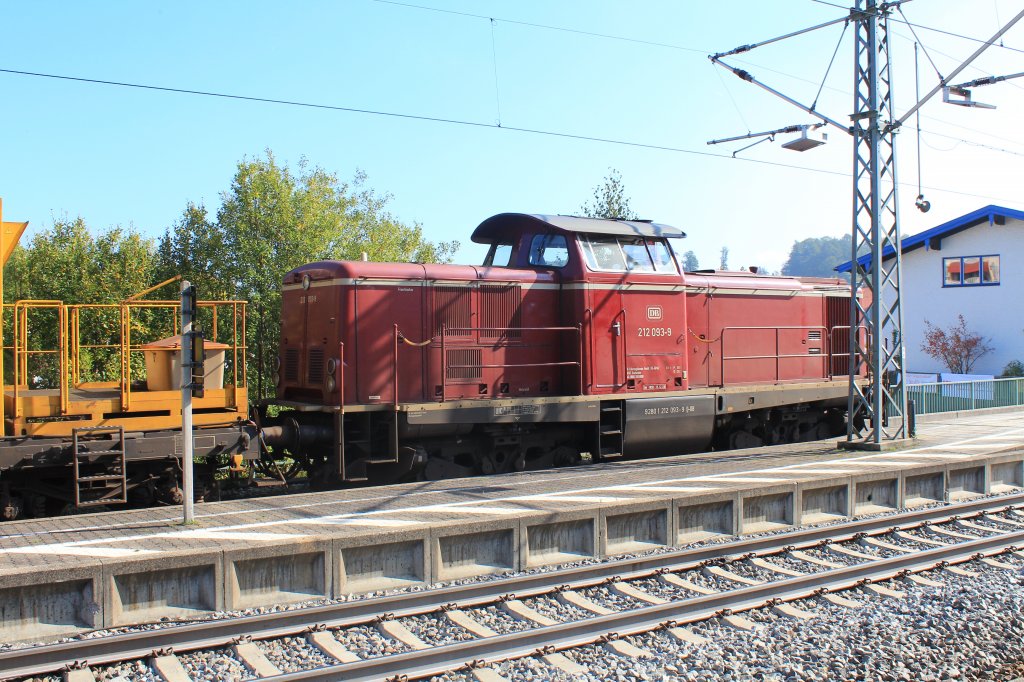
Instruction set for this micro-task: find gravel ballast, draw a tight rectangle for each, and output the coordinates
[544,559,1024,681]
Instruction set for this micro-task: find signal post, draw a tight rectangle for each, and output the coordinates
[180,281,205,523]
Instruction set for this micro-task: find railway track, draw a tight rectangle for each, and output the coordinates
[4,492,1024,682]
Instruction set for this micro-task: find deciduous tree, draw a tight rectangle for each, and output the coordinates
[157,151,458,402]
[580,168,637,220]
[782,235,852,279]
[3,218,157,384]
[921,315,993,374]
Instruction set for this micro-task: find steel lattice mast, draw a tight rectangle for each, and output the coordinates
[847,0,907,443]
[709,3,1024,445]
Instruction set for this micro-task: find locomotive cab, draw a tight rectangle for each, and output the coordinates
[473,213,690,397]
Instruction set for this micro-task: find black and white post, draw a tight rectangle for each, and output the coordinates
[180,280,195,524]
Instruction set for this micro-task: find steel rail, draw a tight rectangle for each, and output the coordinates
[2,492,1022,679]
[274,529,1024,682]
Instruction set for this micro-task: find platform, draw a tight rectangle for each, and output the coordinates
[2,408,1024,641]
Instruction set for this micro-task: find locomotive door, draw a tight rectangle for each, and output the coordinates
[353,281,426,403]
[589,286,626,392]
[685,291,720,387]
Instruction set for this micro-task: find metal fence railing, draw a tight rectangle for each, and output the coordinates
[902,377,1024,415]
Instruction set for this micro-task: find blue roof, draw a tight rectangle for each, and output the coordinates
[835,204,1024,273]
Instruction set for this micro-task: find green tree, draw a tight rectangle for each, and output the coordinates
[580,168,637,220]
[157,151,458,403]
[682,250,700,272]
[3,218,158,385]
[782,235,852,279]
[1001,360,1024,378]
[154,202,228,299]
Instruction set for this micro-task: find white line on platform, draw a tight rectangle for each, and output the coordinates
[892,453,972,459]
[405,505,526,515]
[6,545,159,557]
[166,530,309,541]
[941,443,1016,450]
[513,494,629,503]
[837,461,928,467]
[295,518,422,527]
[686,476,789,483]
[606,485,714,493]
[611,477,719,490]
[779,468,859,475]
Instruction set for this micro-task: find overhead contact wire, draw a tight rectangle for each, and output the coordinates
[0,66,845,176]
[370,0,708,53]
[0,67,1019,204]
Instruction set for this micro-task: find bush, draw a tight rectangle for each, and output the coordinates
[1001,360,1024,378]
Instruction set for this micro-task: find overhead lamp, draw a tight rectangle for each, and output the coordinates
[781,126,828,152]
[707,122,828,156]
[942,85,996,110]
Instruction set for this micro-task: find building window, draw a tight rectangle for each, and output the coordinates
[943,255,999,287]
[982,255,1000,283]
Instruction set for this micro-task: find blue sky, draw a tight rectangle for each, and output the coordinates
[1,0,1023,272]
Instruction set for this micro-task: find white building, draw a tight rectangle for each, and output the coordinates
[837,205,1024,376]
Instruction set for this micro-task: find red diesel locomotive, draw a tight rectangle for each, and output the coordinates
[266,213,861,485]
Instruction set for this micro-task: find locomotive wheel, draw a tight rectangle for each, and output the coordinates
[551,445,582,467]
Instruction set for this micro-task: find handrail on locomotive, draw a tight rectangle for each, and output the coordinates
[718,324,868,385]
[391,321,585,401]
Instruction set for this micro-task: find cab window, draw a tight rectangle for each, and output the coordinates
[581,234,678,274]
[582,235,626,271]
[484,241,514,267]
[528,234,569,268]
[647,240,677,273]
[620,238,655,272]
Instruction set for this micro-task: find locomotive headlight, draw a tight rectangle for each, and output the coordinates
[273,370,281,386]
[302,274,311,290]
[326,357,338,375]
[326,375,337,393]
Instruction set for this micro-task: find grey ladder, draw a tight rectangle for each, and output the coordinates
[72,425,128,507]
[340,411,400,482]
[597,401,624,460]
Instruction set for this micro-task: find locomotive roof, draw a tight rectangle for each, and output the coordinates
[471,213,685,244]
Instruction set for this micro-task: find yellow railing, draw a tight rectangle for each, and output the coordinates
[9,300,69,416]
[2,298,247,419]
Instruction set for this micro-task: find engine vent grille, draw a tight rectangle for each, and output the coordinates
[447,349,482,380]
[480,283,522,339]
[284,348,300,383]
[307,347,325,385]
[825,295,851,376]
[433,285,472,337]
[808,330,822,340]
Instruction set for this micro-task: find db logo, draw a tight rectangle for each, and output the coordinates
[646,306,663,321]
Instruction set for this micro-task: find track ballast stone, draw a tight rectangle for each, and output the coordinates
[533,560,1024,681]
